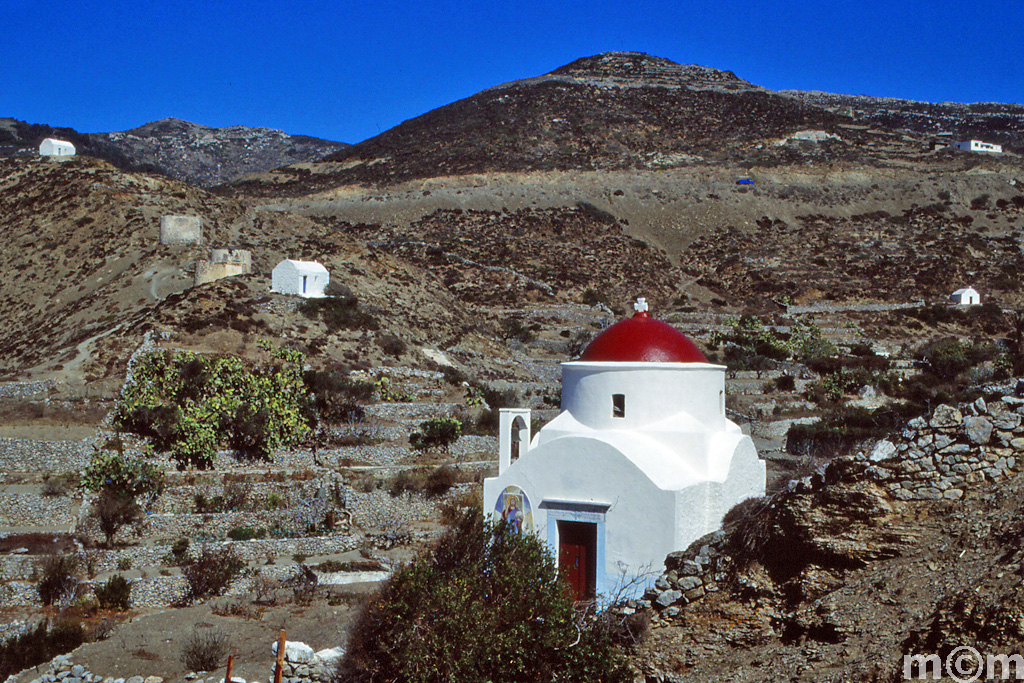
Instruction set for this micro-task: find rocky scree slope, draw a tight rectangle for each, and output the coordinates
[225,52,889,197]
[0,116,347,187]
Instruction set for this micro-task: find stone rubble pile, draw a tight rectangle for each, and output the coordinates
[22,655,164,683]
[268,640,344,683]
[643,391,1024,620]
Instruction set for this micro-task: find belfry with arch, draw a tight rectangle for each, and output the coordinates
[483,298,766,600]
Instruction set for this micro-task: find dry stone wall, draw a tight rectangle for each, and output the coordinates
[644,389,1024,619]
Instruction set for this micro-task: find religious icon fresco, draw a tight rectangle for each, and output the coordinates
[494,485,532,534]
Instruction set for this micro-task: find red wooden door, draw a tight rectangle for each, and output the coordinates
[559,540,587,601]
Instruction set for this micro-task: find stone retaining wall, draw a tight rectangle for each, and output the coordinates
[0,380,56,399]
[644,391,1024,618]
[785,300,925,315]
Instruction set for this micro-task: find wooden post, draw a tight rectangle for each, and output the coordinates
[224,654,234,683]
[274,629,287,683]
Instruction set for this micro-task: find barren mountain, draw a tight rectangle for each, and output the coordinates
[0,117,346,187]
[226,52,888,197]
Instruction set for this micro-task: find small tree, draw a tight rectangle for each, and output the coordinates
[409,418,461,453]
[340,509,631,683]
[94,490,142,548]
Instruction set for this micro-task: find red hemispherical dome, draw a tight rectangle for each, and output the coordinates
[580,310,708,363]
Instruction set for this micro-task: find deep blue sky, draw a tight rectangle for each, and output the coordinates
[3,0,1022,144]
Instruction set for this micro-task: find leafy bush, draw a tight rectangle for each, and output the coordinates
[80,449,164,499]
[409,418,462,453]
[94,574,132,611]
[0,620,86,679]
[37,554,81,606]
[183,546,245,600]
[774,374,796,392]
[227,526,267,541]
[303,368,375,425]
[180,626,230,672]
[340,509,631,683]
[113,342,312,468]
[166,537,190,565]
[378,334,407,358]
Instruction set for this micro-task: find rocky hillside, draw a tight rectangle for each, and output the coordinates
[98,118,348,187]
[635,393,1024,681]
[0,117,347,187]
[226,52,897,197]
[783,90,1024,152]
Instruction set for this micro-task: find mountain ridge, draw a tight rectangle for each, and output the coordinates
[0,116,347,187]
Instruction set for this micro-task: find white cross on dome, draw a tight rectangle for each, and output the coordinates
[634,297,648,313]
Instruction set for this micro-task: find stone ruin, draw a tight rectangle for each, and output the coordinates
[194,248,252,286]
[159,215,202,245]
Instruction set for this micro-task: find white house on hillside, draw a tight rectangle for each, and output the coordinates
[951,286,981,306]
[483,298,766,600]
[271,259,329,298]
[39,138,75,157]
[948,140,1002,154]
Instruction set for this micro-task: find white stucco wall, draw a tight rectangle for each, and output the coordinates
[271,260,329,298]
[485,359,766,597]
[951,287,980,305]
[950,140,1002,153]
[39,138,75,156]
[560,362,726,429]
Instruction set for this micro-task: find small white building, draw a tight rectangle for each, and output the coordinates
[951,286,981,306]
[39,138,75,157]
[948,140,1002,154]
[483,299,766,600]
[271,259,329,298]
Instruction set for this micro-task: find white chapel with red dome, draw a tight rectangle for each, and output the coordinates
[483,298,766,599]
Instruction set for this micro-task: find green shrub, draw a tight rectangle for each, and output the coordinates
[339,509,631,683]
[183,546,245,600]
[409,418,462,453]
[113,342,312,468]
[167,537,190,565]
[304,368,375,424]
[37,554,81,606]
[94,574,132,611]
[227,526,267,541]
[80,449,164,499]
[378,334,407,358]
[499,317,535,343]
[774,374,796,392]
[0,620,86,679]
